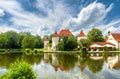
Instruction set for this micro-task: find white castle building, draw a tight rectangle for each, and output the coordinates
[51,29,87,51]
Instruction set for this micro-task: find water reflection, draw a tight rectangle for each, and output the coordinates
[108,53,120,69]
[0,53,120,79]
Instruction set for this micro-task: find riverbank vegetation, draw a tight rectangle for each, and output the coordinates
[0,31,43,49]
[0,60,36,79]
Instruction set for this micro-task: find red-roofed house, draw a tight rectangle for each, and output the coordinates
[52,29,73,50]
[90,42,115,51]
[77,30,87,42]
[59,29,73,37]
[107,33,120,49]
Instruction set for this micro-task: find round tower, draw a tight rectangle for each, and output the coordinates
[52,31,59,51]
[44,37,49,50]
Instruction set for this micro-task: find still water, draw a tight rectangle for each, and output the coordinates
[0,53,120,79]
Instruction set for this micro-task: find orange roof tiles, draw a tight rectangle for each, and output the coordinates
[111,33,120,42]
[78,30,86,37]
[91,42,115,46]
[59,29,73,37]
[52,31,59,37]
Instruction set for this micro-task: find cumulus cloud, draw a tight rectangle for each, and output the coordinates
[0,25,19,33]
[67,1,113,32]
[0,0,72,36]
[0,8,5,16]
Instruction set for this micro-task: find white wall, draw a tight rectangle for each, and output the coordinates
[77,36,87,42]
[52,37,59,50]
[107,34,118,49]
[44,41,49,49]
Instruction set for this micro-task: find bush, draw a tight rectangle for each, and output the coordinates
[81,46,87,53]
[0,60,36,79]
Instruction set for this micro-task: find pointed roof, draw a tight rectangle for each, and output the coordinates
[52,31,59,37]
[78,30,86,37]
[59,29,73,37]
[111,33,120,42]
[44,37,49,41]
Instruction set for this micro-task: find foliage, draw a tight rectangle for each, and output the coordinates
[87,28,104,42]
[87,59,104,73]
[58,36,78,51]
[80,46,88,53]
[58,41,64,51]
[103,46,108,52]
[0,60,36,79]
[0,31,43,49]
[79,39,90,47]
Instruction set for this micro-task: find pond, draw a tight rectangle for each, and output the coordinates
[0,52,120,79]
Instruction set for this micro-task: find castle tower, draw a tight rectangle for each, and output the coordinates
[44,37,49,50]
[77,30,87,42]
[52,31,59,51]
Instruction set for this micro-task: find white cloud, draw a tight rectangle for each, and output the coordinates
[0,0,72,36]
[67,1,113,32]
[0,25,19,33]
[0,8,5,16]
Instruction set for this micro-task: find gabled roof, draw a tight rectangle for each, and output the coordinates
[52,31,59,37]
[59,29,73,37]
[111,33,120,42]
[44,37,49,41]
[78,30,86,37]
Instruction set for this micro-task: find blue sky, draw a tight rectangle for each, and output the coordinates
[0,0,120,36]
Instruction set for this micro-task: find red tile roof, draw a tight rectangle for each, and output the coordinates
[44,37,49,41]
[59,29,73,37]
[91,42,115,46]
[111,33,120,42]
[78,30,86,37]
[52,31,59,37]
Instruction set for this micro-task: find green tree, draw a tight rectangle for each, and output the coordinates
[4,31,19,48]
[58,36,77,51]
[87,28,104,42]
[0,34,8,48]
[22,35,36,48]
[79,39,90,47]
[34,35,43,48]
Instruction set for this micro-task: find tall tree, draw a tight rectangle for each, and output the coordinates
[22,35,36,48]
[87,28,104,42]
[58,36,77,51]
[4,31,19,48]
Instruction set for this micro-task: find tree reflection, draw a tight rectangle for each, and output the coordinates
[58,54,77,71]
[87,58,104,73]
[0,53,43,69]
[77,54,88,71]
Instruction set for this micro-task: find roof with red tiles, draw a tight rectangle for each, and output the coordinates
[59,29,73,37]
[52,31,59,37]
[111,33,120,42]
[44,37,49,41]
[91,42,115,46]
[78,30,86,37]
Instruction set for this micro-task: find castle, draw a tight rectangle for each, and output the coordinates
[44,29,120,51]
[44,29,86,50]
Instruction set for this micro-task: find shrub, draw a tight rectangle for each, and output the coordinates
[81,46,87,53]
[0,60,36,79]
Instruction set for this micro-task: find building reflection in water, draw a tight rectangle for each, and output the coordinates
[107,53,120,69]
[51,53,59,71]
[43,53,50,63]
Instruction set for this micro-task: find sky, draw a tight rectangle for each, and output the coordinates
[0,0,120,37]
